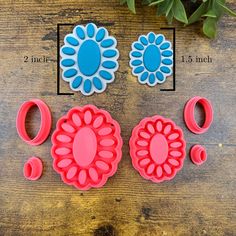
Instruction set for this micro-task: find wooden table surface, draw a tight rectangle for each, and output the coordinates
[0,0,236,235]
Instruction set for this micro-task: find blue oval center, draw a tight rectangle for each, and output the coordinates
[143,45,161,72]
[78,40,101,76]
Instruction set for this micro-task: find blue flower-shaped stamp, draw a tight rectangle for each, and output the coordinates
[60,23,119,96]
[129,33,173,86]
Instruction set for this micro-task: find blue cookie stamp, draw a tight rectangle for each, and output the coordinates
[129,33,173,87]
[60,23,119,96]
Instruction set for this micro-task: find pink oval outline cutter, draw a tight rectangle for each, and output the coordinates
[129,115,186,183]
[16,99,52,146]
[51,104,123,190]
[24,157,43,181]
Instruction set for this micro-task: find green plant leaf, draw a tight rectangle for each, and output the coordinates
[120,0,127,5]
[188,2,208,25]
[149,0,165,6]
[156,0,172,16]
[127,0,136,13]
[203,17,217,38]
[217,1,236,17]
[166,9,174,24]
[203,9,217,18]
[172,0,188,24]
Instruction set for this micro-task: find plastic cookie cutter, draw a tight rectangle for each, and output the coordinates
[24,157,43,180]
[51,105,123,190]
[184,96,213,134]
[129,33,173,86]
[60,23,119,96]
[129,115,186,183]
[190,145,207,165]
[16,99,52,146]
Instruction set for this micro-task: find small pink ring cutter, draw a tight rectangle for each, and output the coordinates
[24,157,43,180]
[190,145,207,165]
[184,96,213,134]
[16,99,52,146]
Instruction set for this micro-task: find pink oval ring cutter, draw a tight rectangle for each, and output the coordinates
[184,96,213,134]
[129,115,186,183]
[16,99,52,146]
[190,145,207,165]
[24,157,43,181]
[51,105,123,190]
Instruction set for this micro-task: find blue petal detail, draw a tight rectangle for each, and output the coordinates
[162,50,173,57]
[134,66,144,74]
[101,39,114,48]
[140,36,148,45]
[84,79,92,93]
[76,26,85,39]
[66,36,79,46]
[148,33,155,43]
[156,71,164,81]
[149,74,155,84]
[140,72,149,81]
[64,69,77,78]
[155,35,164,45]
[72,76,83,89]
[131,59,142,66]
[134,43,144,50]
[103,50,117,58]
[131,51,142,57]
[162,58,173,65]
[102,61,117,69]
[61,59,75,67]
[160,66,171,74]
[93,77,103,90]
[62,47,76,55]
[96,28,106,42]
[87,23,95,38]
[99,70,113,80]
[160,42,170,50]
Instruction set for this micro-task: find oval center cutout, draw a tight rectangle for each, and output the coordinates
[73,127,97,167]
[78,40,101,76]
[143,45,161,72]
[150,133,168,164]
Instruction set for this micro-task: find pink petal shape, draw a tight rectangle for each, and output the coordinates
[137,150,149,156]
[139,158,150,167]
[93,116,104,129]
[137,140,148,147]
[100,139,115,147]
[147,163,155,175]
[170,151,182,157]
[96,161,109,171]
[139,131,150,139]
[66,166,77,179]
[58,159,72,168]
[84,110,92,124]
[56,134,72,143]
[89,168,98,182]
[164,164,172,175]
[170,142,182,148]
[168,158,179,166]
[98,127,112,136]
[72,113,82,127]
[168,132,179,141]
[78,170,87,185]
[55,147,71,155]
[99,151,114,159]
[147,123,155,134]
[156,120,163,132]
[61,123,75,133]
[156,166,163,178]
[164,124,172,135]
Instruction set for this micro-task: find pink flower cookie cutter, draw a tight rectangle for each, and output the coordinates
[190,145,207,165]
[24,157,43,181]
[184,96,213,134]
[129,115,186,183]
[16,99,52,146]
[51,105,123,190]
